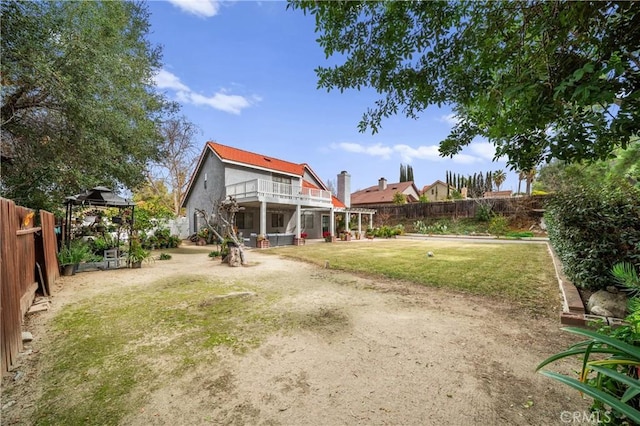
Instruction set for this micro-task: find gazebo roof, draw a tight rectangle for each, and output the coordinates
[64,186,135,207]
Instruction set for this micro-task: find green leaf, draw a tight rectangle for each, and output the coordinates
[539,370,640,423]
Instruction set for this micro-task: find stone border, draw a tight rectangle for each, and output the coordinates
[546,243,625,328]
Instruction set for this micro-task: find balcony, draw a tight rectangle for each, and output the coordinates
[225,179,333,207]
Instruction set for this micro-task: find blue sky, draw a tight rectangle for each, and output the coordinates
[147,0,521,193]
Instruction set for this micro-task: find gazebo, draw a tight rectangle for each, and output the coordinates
[62,186,136,248]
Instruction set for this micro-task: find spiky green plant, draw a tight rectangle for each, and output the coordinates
[538,262,640,424]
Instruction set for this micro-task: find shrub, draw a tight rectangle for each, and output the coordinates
[488,215,509,238]
[208,250,220,258]
[158,253,172,260]
[475,204,493,222]
[545,184,640,290]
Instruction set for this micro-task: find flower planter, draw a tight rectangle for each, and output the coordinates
[294,237,305,246]
[256,239,270,249]
[61,264,76,276]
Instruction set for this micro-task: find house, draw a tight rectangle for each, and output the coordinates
[421,180,456,201]
[181,142,375,246]
[483,190,513,198]
[350,178,421,207]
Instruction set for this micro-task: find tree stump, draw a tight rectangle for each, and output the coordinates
[228,247,241,267]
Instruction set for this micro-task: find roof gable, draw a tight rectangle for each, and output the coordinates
[208,142,304,176]
[351,181,419,205]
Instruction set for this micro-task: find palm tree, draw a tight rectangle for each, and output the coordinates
[524,169,536,195]
[493,170,507,191]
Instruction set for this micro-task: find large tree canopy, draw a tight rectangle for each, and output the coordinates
[289,1,640,171]
[1,1,169,211]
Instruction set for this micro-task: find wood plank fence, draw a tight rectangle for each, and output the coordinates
[369,195,549,224]
[1,198,59,373]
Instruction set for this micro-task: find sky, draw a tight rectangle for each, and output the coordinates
[147,0,522,193]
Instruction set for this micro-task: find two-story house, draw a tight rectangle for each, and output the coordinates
[181,142,375,246]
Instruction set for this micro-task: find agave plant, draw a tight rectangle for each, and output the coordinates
[537,262,640,424]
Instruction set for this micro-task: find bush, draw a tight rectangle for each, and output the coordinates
[488,215,509,238]
[158,253,172,260]
[545,184,640,290]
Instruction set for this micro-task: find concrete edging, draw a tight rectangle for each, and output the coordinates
[546,243,625,328]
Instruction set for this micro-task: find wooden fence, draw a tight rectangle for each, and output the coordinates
[369,195,549,224]
[1,198,59,373]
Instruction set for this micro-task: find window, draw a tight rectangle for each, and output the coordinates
[236,212,253,229]
[204,173,207,189]
[302,213,314,229]
[273,175,291,185]
[271,213,284,228]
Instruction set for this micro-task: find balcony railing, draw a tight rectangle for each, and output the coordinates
[226,179,332,205]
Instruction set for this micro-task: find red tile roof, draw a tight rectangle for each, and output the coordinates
[208,142,304,176]
[332,195,346,208]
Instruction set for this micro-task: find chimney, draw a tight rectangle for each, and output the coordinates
[378,177,387,191]
[337,170,351,208]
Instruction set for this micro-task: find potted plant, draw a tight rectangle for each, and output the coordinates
[127,240,151,268]
[295,232,307,246]
[323,231,333,242]
[58,240,91,276]
[256,234,269,249]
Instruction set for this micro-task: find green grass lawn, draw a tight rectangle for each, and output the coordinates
[268,239,559,311]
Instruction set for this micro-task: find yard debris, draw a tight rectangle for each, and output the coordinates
[21,332,33,342]
[27,303,49,314]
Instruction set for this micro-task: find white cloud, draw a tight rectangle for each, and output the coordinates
[154,69,189,92]
[334,142,394,159]
[155,69,257,115]
[394,144,441,162]
[332,141,503,165]
[439,113,460,125]
[167,0,220,18]
[179,91,251,115]
[468,142,497,161]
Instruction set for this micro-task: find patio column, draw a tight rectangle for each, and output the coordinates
[357,213,362,234]
[295,204,301,237]
[260,201,267,236]
[369,213,373,229]
[330,207,335,236]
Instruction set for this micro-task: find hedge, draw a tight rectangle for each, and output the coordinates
[545,185,640,291]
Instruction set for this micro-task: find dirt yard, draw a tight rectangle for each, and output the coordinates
[2,244,590,425]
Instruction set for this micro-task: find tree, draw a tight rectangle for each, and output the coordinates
[399,164,407,182]
[325,178,337,195]
[493,170,507,192]
[407,164,414,182]
[147,116,200,216]
[1,1,169,211]
[289,1,640,171]
[392,191,407,205]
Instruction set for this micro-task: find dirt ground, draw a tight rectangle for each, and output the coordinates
[2,244,590,425]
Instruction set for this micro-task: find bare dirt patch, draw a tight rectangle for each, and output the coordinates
[2,245,589,425]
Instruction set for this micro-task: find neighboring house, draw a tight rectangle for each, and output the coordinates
[351,178,421,207]
[181,142,375,245]
[483,190,513,198]
[421,180,456,201]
